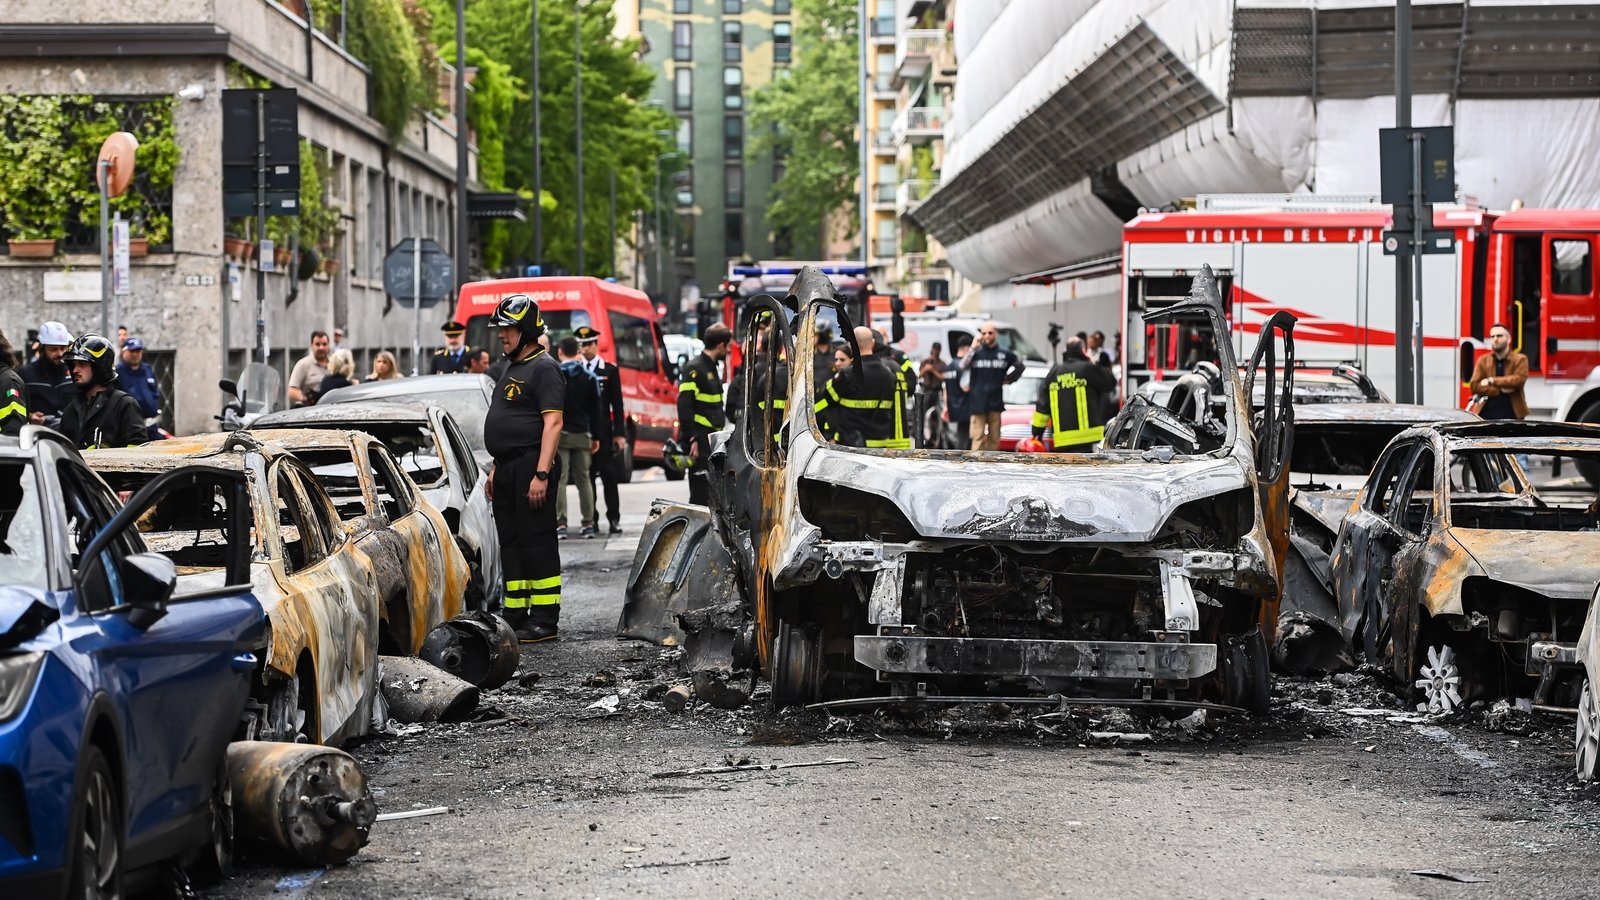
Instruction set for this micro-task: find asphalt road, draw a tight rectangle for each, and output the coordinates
[211,470,1600,900]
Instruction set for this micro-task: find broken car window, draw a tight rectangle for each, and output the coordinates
[0,460,45,588]
[364,423,444,488]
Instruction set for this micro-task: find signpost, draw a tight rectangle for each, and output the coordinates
[222,88,299,361]
[96,131,139,338]
[1380,124,1455,405]
[383,238,453,375]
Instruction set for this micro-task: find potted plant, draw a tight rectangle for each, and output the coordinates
[224,227,255,262]
[0,96,75,257]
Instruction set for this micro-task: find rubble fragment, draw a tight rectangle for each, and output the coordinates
[663,684,693,713]
[1484,699,1534,735]
[381,656,480,724]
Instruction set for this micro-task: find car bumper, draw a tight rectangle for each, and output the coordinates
[855,634,1218,680]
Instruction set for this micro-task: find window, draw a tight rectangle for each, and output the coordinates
[677,117,692,156]
[676,213,695,257]
[609,311,661,372]
[273,465,326,574]
[1391,447,1435,533]
[1364,443,1412,516]
[0,461,45,588]
[725,163,743,207]
[775,0,791,12]
[773,21,792,63]
[1552,239,1594,296]
[673,21,692,61]
[724,115,743,158]
[674,68,692,110]
[723,21,741,61]
[723,66,743,109]
[366,169,385,280]
[59,461,125,611]
[676,165,694,207]
[725,212,744,258]
[723,0,741,13]
[674,0,690,12]
[440,415,479,485]
[368,444,417,524]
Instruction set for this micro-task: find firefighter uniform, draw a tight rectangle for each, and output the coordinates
[0,360,27,438]
[484,308,567,640]
[430,321,473,374]
[59,334,147,451]
[815,354,909,449]
[1031,356,1117,452]
[677,350,726,505]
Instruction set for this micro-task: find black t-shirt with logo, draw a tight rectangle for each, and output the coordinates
[484,348,565,460]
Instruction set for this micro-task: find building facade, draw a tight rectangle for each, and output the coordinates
[0,0,475,435]
[886,0,960,307]
[632,0,797,310]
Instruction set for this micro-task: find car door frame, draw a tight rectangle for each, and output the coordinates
[1334,437,1421,656]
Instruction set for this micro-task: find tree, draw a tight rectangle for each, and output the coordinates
[423,0,672,277]
[748,0,860,249]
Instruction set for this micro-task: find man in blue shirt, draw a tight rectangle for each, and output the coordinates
[115,337,164,441]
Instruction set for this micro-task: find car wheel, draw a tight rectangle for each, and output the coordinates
[457,538,487,612]
[1415,644,1464,714]
[68,745,124,900]
[1222,628,1272,715]
[263,673,310,743]
[1578,682,1600,783]
[189,758,234,883]
[616,438,635,484]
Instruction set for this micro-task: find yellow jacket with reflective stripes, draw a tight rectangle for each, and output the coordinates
[814,355,909,449]
[676,351,726,436]
[0,367,27,439]
[1031,358,1117,449]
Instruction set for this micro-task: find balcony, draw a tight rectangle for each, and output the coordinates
[893,106,946,145]
[895,179,935,215]
[900,251,951,284]
[873,181,897,209]
[932,32,958,83]
[893,30,942,87]
[873,238,898,260]
[872,129,896,155]
[872,74,896,98]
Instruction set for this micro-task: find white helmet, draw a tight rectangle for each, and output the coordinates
[38,321,73,347]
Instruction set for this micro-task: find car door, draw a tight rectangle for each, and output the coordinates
[1381,440,1443,681]
[69,460,264,859]
[368,440,459,652]
[1332,438,1418,655]
[1242,311,1298,632]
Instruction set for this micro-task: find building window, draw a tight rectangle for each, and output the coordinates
[673,22,692,61]
[725,212,744,258]
[723,0,741,13]
[674,0,690,12]
[775,0,791,13]
[674,68,692,110]
[725,163,743,207]
[724,115,742,158]
[722,66,742,110]
[676,165,694,207]
[366,169,384,280]
[723,21,741,62]
[677,213,695,257]
[773,21,791,64]
[676,117,692,156]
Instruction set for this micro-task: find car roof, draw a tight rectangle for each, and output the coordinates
[1294,403,1479,424]
[319,373,491,404]
[254,401,431,428]
[83,432,261,472]
[249,428,375,452]
[1436,420,1600,441]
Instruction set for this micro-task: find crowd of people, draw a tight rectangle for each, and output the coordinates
[0,320,169,449]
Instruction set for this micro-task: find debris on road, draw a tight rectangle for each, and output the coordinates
[1410,869,1488,883]
[228,741,377,866]
[587,694,622,713]
[623,856,733,870]
[374,806,451,822]
[583,669,617,687]
[1089,732,1153,743]
[651,757,855,778]
[1484,698,1535,735]
[663,683,693,713]
[381,655,480,724]
[420,611,520,690]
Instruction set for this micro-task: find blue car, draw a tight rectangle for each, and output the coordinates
[0,426,266,897]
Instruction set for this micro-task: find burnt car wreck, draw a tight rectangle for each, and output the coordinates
[624,265,1298,713]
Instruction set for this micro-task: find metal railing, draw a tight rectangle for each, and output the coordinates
[895,179,935,213]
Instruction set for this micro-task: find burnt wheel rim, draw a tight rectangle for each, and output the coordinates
[1577,683,1600,782]
[81,766,121,900]
[1414,645,1462,714]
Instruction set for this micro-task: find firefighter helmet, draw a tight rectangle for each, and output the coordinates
[661,438,694,474]
[63,333,118,386]
[487,293,544,336]
[1016,437,1050,453]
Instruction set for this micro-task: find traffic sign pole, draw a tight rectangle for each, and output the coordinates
[255,91,269,362]
[412,237,422,376]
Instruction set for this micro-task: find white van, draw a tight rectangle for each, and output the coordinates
[869,310,1049,365]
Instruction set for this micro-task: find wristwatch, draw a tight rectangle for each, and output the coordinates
[533,470,550,481]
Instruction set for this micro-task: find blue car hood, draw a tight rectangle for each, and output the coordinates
[0,584,59,649]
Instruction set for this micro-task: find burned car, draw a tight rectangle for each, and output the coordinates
[86,433,382,746]
[1274,403,1478,674]
[1329,421,1600,714]
[250,405,499,610]
[625,265,1297,712]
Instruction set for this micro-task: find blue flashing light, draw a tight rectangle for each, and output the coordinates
[526,265,543,277]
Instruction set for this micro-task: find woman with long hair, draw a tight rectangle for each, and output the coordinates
[368,350,402,381]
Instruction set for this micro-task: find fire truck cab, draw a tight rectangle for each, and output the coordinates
[1121,196,1600,419]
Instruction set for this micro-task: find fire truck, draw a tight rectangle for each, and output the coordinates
[703,262,886,379]
[1121,195,1600,419]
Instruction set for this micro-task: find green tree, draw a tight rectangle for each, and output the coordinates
[346,0,437,142]
[749,0,861,248]
[424,0,670,277]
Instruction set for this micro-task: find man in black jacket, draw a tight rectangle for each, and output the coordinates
[555,336,600,538]
[814,327,909,449]
[677,324,731,506]
[59,333,147,450]
[959,321,1025,451]
[20,320,72,427]
[576,326,627,535]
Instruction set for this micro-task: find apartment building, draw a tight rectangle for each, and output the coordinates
[888,0,958,305]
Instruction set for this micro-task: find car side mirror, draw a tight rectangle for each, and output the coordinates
[120,551,176,629]
[220,378,239,398]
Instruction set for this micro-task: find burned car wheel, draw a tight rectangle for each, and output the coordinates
[1222,628,1272,715]
[770,621,820,709]
[1577,682,1600,783]
[1415,645,1464,715]
[263,671,312,744]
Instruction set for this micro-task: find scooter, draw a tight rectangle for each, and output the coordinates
[217,362,281,430]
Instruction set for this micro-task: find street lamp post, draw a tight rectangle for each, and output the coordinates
[531,0,542,271]
[574,0,586,275]
[454,0,468,293]
[655,151,677,304]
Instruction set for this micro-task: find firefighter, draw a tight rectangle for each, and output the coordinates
[59,333,147,451]
[481,294,566,643]
[1031,336,1117,453]
[430,320,473,374]
[814,327,909,449]
[576,326,626,535]
[21,320,73,426]
[676,323,731,506]
[748,315,789,448]
[0,329,28,438]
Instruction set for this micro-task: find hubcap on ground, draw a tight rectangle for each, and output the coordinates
[1415,644,1463,714]
[1577,682,1600,783]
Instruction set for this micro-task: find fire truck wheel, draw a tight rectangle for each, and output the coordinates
[616,438,634,484]
[1576,401,1600,488]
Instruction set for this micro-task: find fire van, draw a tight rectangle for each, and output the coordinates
[453,276,679,476]
[1119,196,1600,418]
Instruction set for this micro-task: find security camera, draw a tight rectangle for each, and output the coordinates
[176,83,206,102]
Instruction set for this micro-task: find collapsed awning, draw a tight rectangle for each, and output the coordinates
[1010,253,1121,286]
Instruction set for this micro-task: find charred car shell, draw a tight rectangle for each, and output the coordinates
[625,265,1298,712]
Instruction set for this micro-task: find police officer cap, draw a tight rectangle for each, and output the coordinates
[441,320,466,335]
[573,326,603,344]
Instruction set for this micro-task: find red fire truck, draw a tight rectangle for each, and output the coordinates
[1121,197,1600,419]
